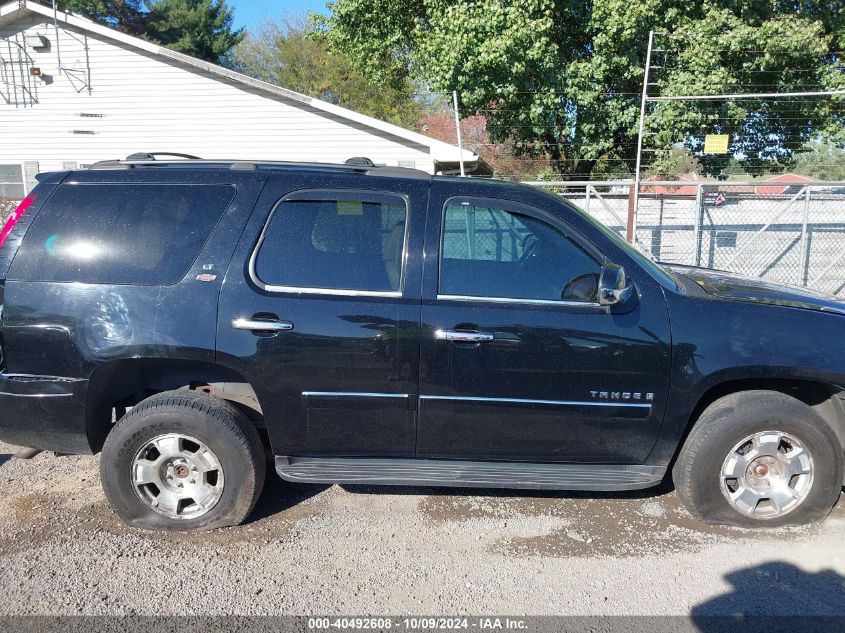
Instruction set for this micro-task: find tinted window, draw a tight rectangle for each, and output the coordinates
[254,195,407,292]
[440,201,602,302]
[10,183,235,285]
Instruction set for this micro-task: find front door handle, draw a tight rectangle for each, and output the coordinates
[232,317,294,332]
[434,329,494,342]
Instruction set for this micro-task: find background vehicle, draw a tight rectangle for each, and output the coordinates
[0,157,842,531]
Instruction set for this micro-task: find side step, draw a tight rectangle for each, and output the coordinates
[275,456,666,491]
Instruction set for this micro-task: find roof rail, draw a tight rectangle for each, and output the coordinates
[125,152,202,161]
[84,156,431,179]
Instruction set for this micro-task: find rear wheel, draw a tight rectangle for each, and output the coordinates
[673,390,843,527]
[100,390,266,531]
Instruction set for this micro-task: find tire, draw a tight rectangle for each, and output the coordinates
[100,390,266,531]
[673,390,843,527]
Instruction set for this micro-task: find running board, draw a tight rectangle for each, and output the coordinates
[275,456,666,491]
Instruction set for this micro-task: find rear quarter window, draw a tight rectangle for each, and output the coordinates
[8,183,235,285]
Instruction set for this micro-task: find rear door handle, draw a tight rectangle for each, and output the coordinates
[232,317,294,332]
[434,329,494,342]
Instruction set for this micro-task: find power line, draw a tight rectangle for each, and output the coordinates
[649,90,845,101]
[652,48,845,55]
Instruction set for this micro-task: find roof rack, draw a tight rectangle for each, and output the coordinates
[87,154,430,179]
[125,152,203,161]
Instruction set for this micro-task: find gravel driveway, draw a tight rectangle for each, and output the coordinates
[1,441,844,616]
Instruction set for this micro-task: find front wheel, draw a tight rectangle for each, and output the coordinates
[100,390,266,531]
[673,390,843,527]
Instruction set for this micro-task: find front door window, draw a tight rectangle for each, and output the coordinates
[439,200,602,303]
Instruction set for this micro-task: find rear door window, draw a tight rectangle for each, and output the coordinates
[252,192,408,293]
[9,183,235,285]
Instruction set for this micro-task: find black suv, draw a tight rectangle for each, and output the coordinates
[0,158,843,531]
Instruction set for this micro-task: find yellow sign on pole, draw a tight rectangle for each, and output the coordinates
[704,134,730,154]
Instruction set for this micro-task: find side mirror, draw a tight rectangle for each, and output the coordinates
[598,264,633,307]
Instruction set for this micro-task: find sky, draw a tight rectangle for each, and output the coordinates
[230,0,331,31]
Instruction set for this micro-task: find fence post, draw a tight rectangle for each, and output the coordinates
[585,185,592,217]
[799,186,811,286]
[693,184,703,267]
[626,184,636,243]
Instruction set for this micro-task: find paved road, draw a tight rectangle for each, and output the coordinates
[1,442,844,616]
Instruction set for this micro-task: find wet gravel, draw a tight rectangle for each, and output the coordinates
[1,442,844,616]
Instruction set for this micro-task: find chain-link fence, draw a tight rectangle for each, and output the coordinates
[442,202,530,262]
[529,180,845,297]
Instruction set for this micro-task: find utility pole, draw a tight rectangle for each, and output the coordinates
[453,91,465,177]
[631,30,655,243]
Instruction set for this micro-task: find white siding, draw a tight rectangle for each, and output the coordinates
[0,17,436,173]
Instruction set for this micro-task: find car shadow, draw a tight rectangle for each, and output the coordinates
[247,472,329,524]
[692,562,845,627]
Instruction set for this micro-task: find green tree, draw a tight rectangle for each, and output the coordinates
[644,146,702,179]
[46,0,243,63]
[790,141,845,180]
[145,0,243,64]
[54,0,147,31]
[646,5,845,177]
[316,0,845,179]
[232,17,421,129]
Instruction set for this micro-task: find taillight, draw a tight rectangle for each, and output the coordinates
[0,194,36,252]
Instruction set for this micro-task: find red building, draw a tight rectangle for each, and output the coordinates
[755,173,816,196]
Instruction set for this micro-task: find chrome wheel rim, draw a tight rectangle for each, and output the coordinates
[720,430,814,520]
[131,433,224,520]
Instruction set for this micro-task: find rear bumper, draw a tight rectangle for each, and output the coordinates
[0,372,92,453]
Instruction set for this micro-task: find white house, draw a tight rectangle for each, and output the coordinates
[0,0,478,199]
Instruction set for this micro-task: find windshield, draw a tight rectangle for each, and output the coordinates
[562,199,680,290]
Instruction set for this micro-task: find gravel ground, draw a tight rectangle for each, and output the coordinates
[1,441,844,616]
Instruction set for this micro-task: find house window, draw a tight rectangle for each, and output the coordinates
[0,165,25,199]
